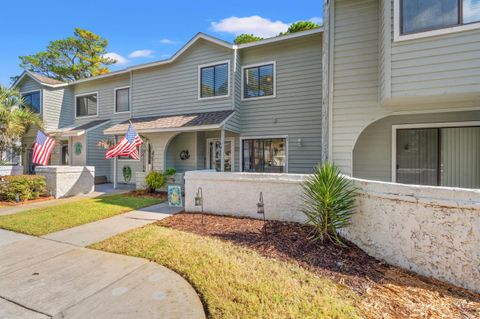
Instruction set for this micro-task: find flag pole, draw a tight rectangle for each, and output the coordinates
[113,135,118,190]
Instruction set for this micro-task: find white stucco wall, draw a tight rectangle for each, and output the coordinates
[0,165,24,176]
[184,171,480,293]
[36,166,95,198]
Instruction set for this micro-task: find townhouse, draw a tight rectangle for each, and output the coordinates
[13,30,323,184]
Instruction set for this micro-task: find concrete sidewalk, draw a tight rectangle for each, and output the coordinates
[0,202,203,319]
[43,202,183,247]
[0,183,133,216]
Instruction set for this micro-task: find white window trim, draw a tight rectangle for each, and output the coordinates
[205,137,235,171]
[394,0,480,42]
[21,89,42,115]
[197,60,231,100]
[241,61,277,101]
[113,86,131,114]
[239,135,288,173]
[75,92,99,119]
[391,121,480,182]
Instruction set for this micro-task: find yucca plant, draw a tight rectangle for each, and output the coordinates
[301,162,357,246]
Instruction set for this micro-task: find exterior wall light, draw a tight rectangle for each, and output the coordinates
[195,187,204,224]
[297,138,303,147]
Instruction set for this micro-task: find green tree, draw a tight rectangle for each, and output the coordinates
[19,28,116,82]
[234,34,264,44]
[281,21,321,35]
[0,86,43,158]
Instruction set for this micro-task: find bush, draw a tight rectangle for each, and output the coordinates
[145,171,166,193]
[301,162,357,245]
[0,175,47,202]
[163,168,176,177]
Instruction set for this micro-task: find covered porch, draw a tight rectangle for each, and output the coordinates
[103,110,238,189]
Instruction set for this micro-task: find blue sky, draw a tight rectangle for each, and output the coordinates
[0,0,322,86]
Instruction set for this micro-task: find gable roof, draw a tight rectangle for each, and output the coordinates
[71,28,323,85]
[11,70,67,89]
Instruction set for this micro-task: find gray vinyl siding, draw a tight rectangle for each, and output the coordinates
[17,77,41,93]
[72,74,131,126]
[196,132,206,169]
[131,39,233,118]
[352,110,480,182]
[42,87,74,130]
[239,34,323,173]
[86,123,112,180]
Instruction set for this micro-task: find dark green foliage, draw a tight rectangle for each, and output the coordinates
[234,34,264,44]
[280,21,321,35]
[19,28,116,82]
[145,171,166,193]
[301,162,357,245]
[0,175,47,202]
[163,168,176,177]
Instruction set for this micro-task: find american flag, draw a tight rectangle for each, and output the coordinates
[105,124,143,159]
[32,130,56,166]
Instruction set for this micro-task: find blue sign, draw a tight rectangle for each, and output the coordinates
[168,185,183,208]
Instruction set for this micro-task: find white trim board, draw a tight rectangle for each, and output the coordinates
[74,91,99,119]
[391,121,480,183]
[240,61,277,101]
[197,60,231,100]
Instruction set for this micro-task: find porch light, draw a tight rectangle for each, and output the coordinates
[257,192,267,237]
[195,187,204,224]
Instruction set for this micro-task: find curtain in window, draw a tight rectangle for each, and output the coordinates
[214,64,228,96]
[200,64,228,97]
[402,0,459,34]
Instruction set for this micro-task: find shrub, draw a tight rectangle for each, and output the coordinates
[0,175,47,202]
[301,162,357,245]
[145,171,165,193]
[163,168,176,177]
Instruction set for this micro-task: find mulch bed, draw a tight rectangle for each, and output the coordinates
[125,190,167,200]
[159,213,480,319]
[0,196,54,207]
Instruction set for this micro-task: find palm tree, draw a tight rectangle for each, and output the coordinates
[0,86,43,162]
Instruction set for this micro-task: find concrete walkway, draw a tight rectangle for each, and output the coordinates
[0,183,133,216]
[0,203,203,319]
[43,202,183,247]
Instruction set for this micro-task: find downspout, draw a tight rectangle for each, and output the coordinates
[326,0,335,162]
[232,46,238,111]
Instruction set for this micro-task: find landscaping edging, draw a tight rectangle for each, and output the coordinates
[184,171,480,293]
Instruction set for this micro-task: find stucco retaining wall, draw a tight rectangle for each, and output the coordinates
[184,171,480,292]
[0,165,24,176]
[36,166,95,198]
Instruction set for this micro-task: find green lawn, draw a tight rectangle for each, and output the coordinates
[0,194,163,236]
[91,224,361,319]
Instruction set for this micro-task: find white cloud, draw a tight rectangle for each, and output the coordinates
[158,38,178,44]
[309,16,323,25]
[104,52,129,65]
[211,16,289,38]
[128,49,154,58]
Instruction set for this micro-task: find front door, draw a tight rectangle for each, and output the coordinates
[206,138,234,172]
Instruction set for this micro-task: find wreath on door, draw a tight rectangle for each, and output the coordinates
[123,165,132,182]
[179,150,190,160]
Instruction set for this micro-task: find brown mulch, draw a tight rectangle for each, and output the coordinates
[0,196,54,207]
[126,190,167,200]
[159,213,480,319]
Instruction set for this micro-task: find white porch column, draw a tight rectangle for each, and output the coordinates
[113,136,118,189]
[220,128,225,172]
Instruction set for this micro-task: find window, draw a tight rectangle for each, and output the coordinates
[243,63,275,99]
[242,138,286,173]
[76,93,98,117]
[115,87,130,113]
[199,62,229,98]
[22,91,41,113]
[400,0,480,35]
[394,125,480,188]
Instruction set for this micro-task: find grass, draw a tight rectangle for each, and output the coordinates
[0,194,163,236]
[91,224,361,319]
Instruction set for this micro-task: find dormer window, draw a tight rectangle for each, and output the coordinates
[22,91,41,113]
[398,0,480,38]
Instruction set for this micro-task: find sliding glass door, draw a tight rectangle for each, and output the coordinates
[396,126,480,188]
